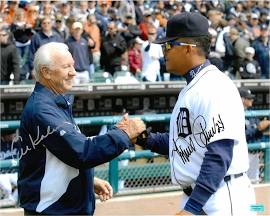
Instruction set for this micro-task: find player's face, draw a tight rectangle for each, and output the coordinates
[243,98,254,109]
[162,41,189,75]
[46,52,76,94]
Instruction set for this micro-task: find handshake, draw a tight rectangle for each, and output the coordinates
[116,114,147,144]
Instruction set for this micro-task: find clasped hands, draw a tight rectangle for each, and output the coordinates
[116,114,146,143]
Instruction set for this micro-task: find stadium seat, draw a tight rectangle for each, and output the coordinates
[92,72,113,83]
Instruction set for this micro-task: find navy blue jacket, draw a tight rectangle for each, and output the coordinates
[18,83,130,215]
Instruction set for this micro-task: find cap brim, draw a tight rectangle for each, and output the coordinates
[153,36,178,44]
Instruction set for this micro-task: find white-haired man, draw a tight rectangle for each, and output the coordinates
[18,42,145,215]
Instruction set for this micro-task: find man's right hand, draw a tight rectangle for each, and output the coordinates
[116,114,146,142]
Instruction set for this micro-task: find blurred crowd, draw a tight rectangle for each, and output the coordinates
[0,0,269,85]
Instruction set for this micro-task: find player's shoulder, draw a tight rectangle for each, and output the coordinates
[202,65,234,87]
[189,64,236,97]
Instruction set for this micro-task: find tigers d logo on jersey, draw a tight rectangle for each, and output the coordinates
[176,108,192,138]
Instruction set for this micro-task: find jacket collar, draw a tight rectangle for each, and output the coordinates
[34,82,74,109]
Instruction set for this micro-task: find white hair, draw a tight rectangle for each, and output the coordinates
[33,42,69,81]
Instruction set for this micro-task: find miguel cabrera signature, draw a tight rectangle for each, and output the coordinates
[173,136,196,164]
[11,122,72,160]
[173,114,225,164]
[193,114,225,147]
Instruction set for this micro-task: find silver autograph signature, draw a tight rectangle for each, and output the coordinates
[11,122,73,160]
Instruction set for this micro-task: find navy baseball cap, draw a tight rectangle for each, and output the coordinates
[154,12,210,44]
[239,87,255,99]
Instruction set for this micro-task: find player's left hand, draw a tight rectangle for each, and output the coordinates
[94,177,113,202]
[175,209,193,215]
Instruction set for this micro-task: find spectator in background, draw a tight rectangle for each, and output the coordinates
[237,14,254,42]
[58,1,71,21]
[28,16,63,79]
[223,27,249,77]
[203,0,225,13]
[84,14,101,71]
[25,3,39,29]
[153,8,167,29]
[141,25,163,82]
[259,8,269,26]
[4,0,19,25]
[239,87,270,142]
[252,24,269,79]
[248,13,261,40]
[231,27,250,76]
[0,27,20,85]
[65,15,76,34]
[107,8,122,28]
[39,1,55,20]
[10,8,33,81]
[118,0,136,23]
[139,10,154,41]
[118,14,141,48]
[72,1,89,23]
[208,27,225,71]
[134,0,144,25]
[66,21,94,84]
[239,47,261,79]
[207,10,224,32]
[169,2,184,17]
[214,14,237,60]
[88,1,97,15]
[128,37,143,76]
[100,21,127,75]
[95,1,110,36]
[229,2,244,18]
[53,13,69,41]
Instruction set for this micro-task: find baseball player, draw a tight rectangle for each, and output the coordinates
[135,12,256,215]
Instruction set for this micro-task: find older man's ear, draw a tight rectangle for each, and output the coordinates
[40,66,51,80]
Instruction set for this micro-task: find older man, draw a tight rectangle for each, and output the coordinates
[18,42,145,215]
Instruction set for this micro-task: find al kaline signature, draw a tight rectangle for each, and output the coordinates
[11,122,72,160]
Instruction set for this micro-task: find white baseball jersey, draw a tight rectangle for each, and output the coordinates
[169,65,249,187]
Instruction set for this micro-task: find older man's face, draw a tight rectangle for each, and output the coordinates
[48,51,76,94]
